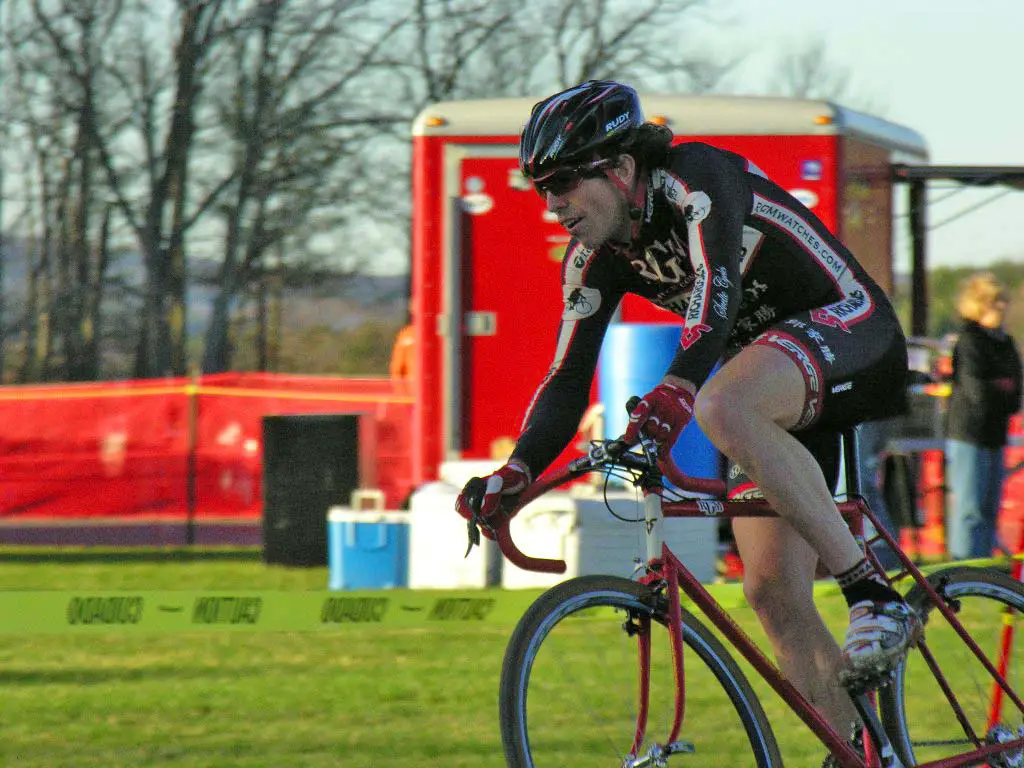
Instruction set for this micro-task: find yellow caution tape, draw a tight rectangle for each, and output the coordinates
[0,558,1015,634]
[0,590,537,634]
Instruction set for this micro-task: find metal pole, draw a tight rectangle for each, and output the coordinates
[909,180,928,337]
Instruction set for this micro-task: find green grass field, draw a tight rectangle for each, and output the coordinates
[0,547,1013,767]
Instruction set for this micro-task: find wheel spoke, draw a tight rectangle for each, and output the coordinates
[880,567,1024,767]
[499,575,782,767]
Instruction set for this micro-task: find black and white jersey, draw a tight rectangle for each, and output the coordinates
[512,141,906,478]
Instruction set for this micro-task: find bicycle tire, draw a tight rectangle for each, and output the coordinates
[879,565,1024,767]
[499,574,783,767]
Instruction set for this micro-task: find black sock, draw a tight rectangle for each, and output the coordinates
[835,558,900,608]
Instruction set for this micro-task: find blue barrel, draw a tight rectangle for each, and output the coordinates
[598,323,722,480]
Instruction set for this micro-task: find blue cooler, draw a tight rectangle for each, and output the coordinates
[327,509,410,590]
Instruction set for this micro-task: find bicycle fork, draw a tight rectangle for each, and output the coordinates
[623,563,694,767]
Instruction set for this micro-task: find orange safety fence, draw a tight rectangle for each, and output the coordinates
[0,373,414,521]
[900,414,1024,559]
[1001,413,1024,553]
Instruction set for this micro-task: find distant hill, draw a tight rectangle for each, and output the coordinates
[0,237,411,335]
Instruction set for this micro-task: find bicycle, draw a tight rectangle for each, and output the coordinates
[463,408,1024,767]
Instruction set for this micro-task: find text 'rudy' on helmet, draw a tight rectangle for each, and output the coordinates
[519,80,645,179]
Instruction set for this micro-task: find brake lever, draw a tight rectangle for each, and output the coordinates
[462,476,487,558]
[465,518,481,557]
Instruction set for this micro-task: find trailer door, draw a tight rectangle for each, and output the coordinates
[445,149,590,462]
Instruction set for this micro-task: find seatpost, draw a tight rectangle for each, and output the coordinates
[844,426,863,498]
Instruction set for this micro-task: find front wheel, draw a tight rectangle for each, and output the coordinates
[879,566,1024,767]
[499,574,782,767]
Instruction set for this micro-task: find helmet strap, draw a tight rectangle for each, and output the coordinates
[602,160,647,241]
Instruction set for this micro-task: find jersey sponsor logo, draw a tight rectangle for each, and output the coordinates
[652,288,691,316]
[655,169,688,210]
[713,291,729,319]
[564,243,594,281]
[605,111,631,133]
[751,195,848,282]
[810,287,871,333]
[800,324,838,365]
[635,250,686,284]
[828,288,869,321]
[682,322,712,349]
[684,258,710,326]
[711,266,732,320]
[562,285,602,320]
[755,331,822,429]
[831,381,853,394]
[683,190,711,224]
[810,307,849,333]
[739,227,765,275]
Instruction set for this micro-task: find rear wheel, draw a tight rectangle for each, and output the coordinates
[879,566,1024,767]
[499,574,782,766]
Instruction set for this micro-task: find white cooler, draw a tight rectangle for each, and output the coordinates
[408,481,502,589]
[501,487,717,589]
[408,478,716,591]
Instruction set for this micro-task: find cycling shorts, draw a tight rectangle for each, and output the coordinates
[725,301,908,500]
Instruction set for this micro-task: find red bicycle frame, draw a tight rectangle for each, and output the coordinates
[490,440,1024,768]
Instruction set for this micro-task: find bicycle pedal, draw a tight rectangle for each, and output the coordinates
[838,664,896,694]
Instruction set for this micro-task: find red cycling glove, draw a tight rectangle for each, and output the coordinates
[623,381,695,455]
[455,460,532,525]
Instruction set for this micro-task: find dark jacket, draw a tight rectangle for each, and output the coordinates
[945,320,1023,448]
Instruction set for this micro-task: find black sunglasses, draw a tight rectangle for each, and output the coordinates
[533,160,612,197]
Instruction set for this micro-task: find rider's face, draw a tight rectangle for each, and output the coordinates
[543,165,632,249]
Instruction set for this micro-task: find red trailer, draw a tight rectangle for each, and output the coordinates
[410,94,929,486]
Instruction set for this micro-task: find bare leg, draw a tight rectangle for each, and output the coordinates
[694,345,864,575]
[691,344,867,734]
[733,516,860,734]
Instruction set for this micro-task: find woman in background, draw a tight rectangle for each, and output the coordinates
[945,272,1022,559]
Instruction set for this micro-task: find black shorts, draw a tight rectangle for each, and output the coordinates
[749,302,908,432]
[726,299,908,499]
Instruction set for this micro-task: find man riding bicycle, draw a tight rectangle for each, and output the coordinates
[455,80,921,755]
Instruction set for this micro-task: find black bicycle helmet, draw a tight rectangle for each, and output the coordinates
[519,80,645,179]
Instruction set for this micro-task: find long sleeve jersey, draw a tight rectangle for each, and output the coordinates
[510,141,891,479]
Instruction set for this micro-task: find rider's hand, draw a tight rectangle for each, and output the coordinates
[623,381,695,455]
[456,460,532,526]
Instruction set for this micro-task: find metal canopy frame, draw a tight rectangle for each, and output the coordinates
[891,164,1024,336]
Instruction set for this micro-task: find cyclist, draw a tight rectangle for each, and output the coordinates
[455,80,921,747]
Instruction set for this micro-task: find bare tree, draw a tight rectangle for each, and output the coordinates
[198,0,407,372]
[769,40,886,114]
[385,0,732,106]
[3,0,234,378]
[350,0,740,294]
[0,0,761,382]
[0,0,123,381]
